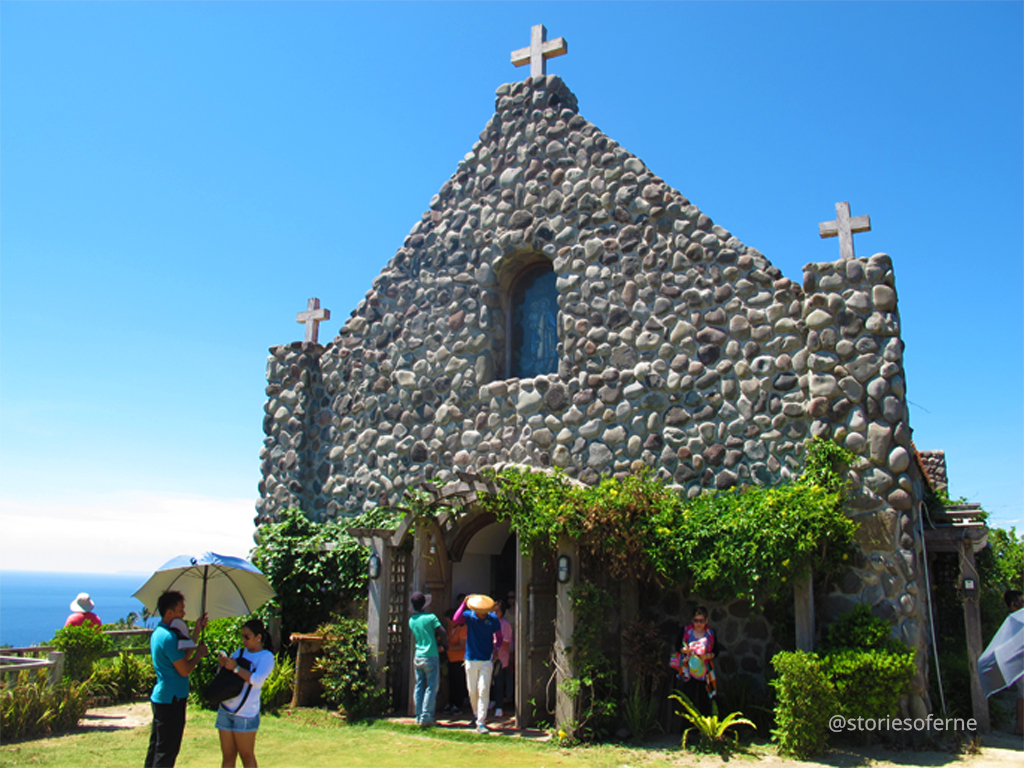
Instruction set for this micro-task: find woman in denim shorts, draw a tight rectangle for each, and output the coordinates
[216,619,275,767]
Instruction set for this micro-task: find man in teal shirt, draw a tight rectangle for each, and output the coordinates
[145,590,207,767]
[408,591,446,727]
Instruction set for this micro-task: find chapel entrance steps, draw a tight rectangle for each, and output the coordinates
[386,705,553,740]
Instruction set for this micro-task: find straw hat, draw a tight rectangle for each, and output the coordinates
[70,593,94,613]
[466,594,495,612]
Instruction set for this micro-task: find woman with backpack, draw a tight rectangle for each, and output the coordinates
[215,619,275,768]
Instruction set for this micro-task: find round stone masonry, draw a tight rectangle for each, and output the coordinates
[256,79,927,698]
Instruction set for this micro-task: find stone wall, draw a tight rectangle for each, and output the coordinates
[255,75,930,712]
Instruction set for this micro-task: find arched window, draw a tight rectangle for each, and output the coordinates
[508,264,558,379]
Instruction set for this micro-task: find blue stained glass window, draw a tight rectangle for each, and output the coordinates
[511,266,559,379]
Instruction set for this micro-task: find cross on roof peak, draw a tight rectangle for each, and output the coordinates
[296,297,330,344]
[819,201,871,260]
[511,24,568,79]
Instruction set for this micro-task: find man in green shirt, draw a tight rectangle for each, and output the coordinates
[408,591,446,727]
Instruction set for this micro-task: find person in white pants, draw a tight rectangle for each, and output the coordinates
[452,594,503,734]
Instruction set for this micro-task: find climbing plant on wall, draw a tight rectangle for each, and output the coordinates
[477,437,858,605]
[251,506,404,639]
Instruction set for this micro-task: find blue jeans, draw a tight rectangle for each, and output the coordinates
[413,655,440,724]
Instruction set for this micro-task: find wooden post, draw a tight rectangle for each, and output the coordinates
[794,576,815,652]
[47,652,64,687]
[407,521,428,716]
[962,538,990,732]
[515,548,532,729]
[554,536,579,732]
[366,541,392,693]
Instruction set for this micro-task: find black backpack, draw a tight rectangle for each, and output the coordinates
[203,651,253,712]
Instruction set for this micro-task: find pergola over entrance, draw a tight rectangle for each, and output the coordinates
[349,467,581,730]
[922,502,989,731]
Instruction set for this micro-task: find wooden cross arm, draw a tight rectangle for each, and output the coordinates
[296,308,330,323]
[819,215,871,239]
[511,37,568,67]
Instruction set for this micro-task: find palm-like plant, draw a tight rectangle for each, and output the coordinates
[668,691,756,752]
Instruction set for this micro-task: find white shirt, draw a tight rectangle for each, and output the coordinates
[221,648,275,719]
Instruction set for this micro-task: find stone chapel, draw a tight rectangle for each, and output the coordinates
[254,27,982,731]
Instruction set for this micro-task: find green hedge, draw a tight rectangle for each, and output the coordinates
[771,606,917,757]
[770,651,837,758]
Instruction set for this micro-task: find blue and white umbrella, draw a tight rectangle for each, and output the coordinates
[979,608,1024,698]
[133,552,276,622]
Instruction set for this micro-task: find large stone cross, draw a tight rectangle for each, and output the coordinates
[296,297,330,344]
[511,24,568,78]
[819,201,871,260]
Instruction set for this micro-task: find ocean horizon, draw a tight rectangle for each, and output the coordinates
[0,570,156,648]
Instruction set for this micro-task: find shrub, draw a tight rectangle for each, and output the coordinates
[821,604,892,653]
[51,625,110,682]
[623,681,660,742]
[261,653,295,713]
[1,671,91,740]
[819,604,916,727]
[314,618,388,722]
[770,651,837,758]
[823,648,916,724]
[89,651,155,703]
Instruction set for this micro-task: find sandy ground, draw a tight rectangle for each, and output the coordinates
[79,702,1023,767]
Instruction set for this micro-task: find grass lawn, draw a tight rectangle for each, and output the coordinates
[0,706,709,768]
[5,705,1016,768]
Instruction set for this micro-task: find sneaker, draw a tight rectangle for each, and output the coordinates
[477,724,488,734]
[495,708,503,717]
[468,719,477,728]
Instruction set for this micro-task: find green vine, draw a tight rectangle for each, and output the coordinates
[478,438,858,604]
[556,584,618,743]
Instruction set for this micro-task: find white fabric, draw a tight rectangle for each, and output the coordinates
[979,608,1024,698]
[465,658,494,726]
[221,648,275,718]
[168,619,196,650]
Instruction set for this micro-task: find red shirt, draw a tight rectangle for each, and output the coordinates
[65,611,101,628]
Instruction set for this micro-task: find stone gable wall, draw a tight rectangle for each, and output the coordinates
[254,76,930,713]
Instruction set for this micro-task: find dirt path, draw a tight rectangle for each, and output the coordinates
[79,701,152,731]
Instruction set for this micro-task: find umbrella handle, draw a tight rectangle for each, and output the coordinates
[199,565,209,642]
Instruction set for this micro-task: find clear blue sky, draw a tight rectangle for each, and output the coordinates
[2,2,1021,573]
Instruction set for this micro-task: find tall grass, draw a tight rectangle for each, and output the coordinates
[88,652,156,704]
[1,670,91,741]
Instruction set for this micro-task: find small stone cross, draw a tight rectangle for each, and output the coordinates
[819,201,871,260]
[296,297,330,344]
[511,24,568,78]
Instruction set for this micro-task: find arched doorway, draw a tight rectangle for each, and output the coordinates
[351,480,562,729]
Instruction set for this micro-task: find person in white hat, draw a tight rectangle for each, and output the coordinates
[65,592,102,629]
